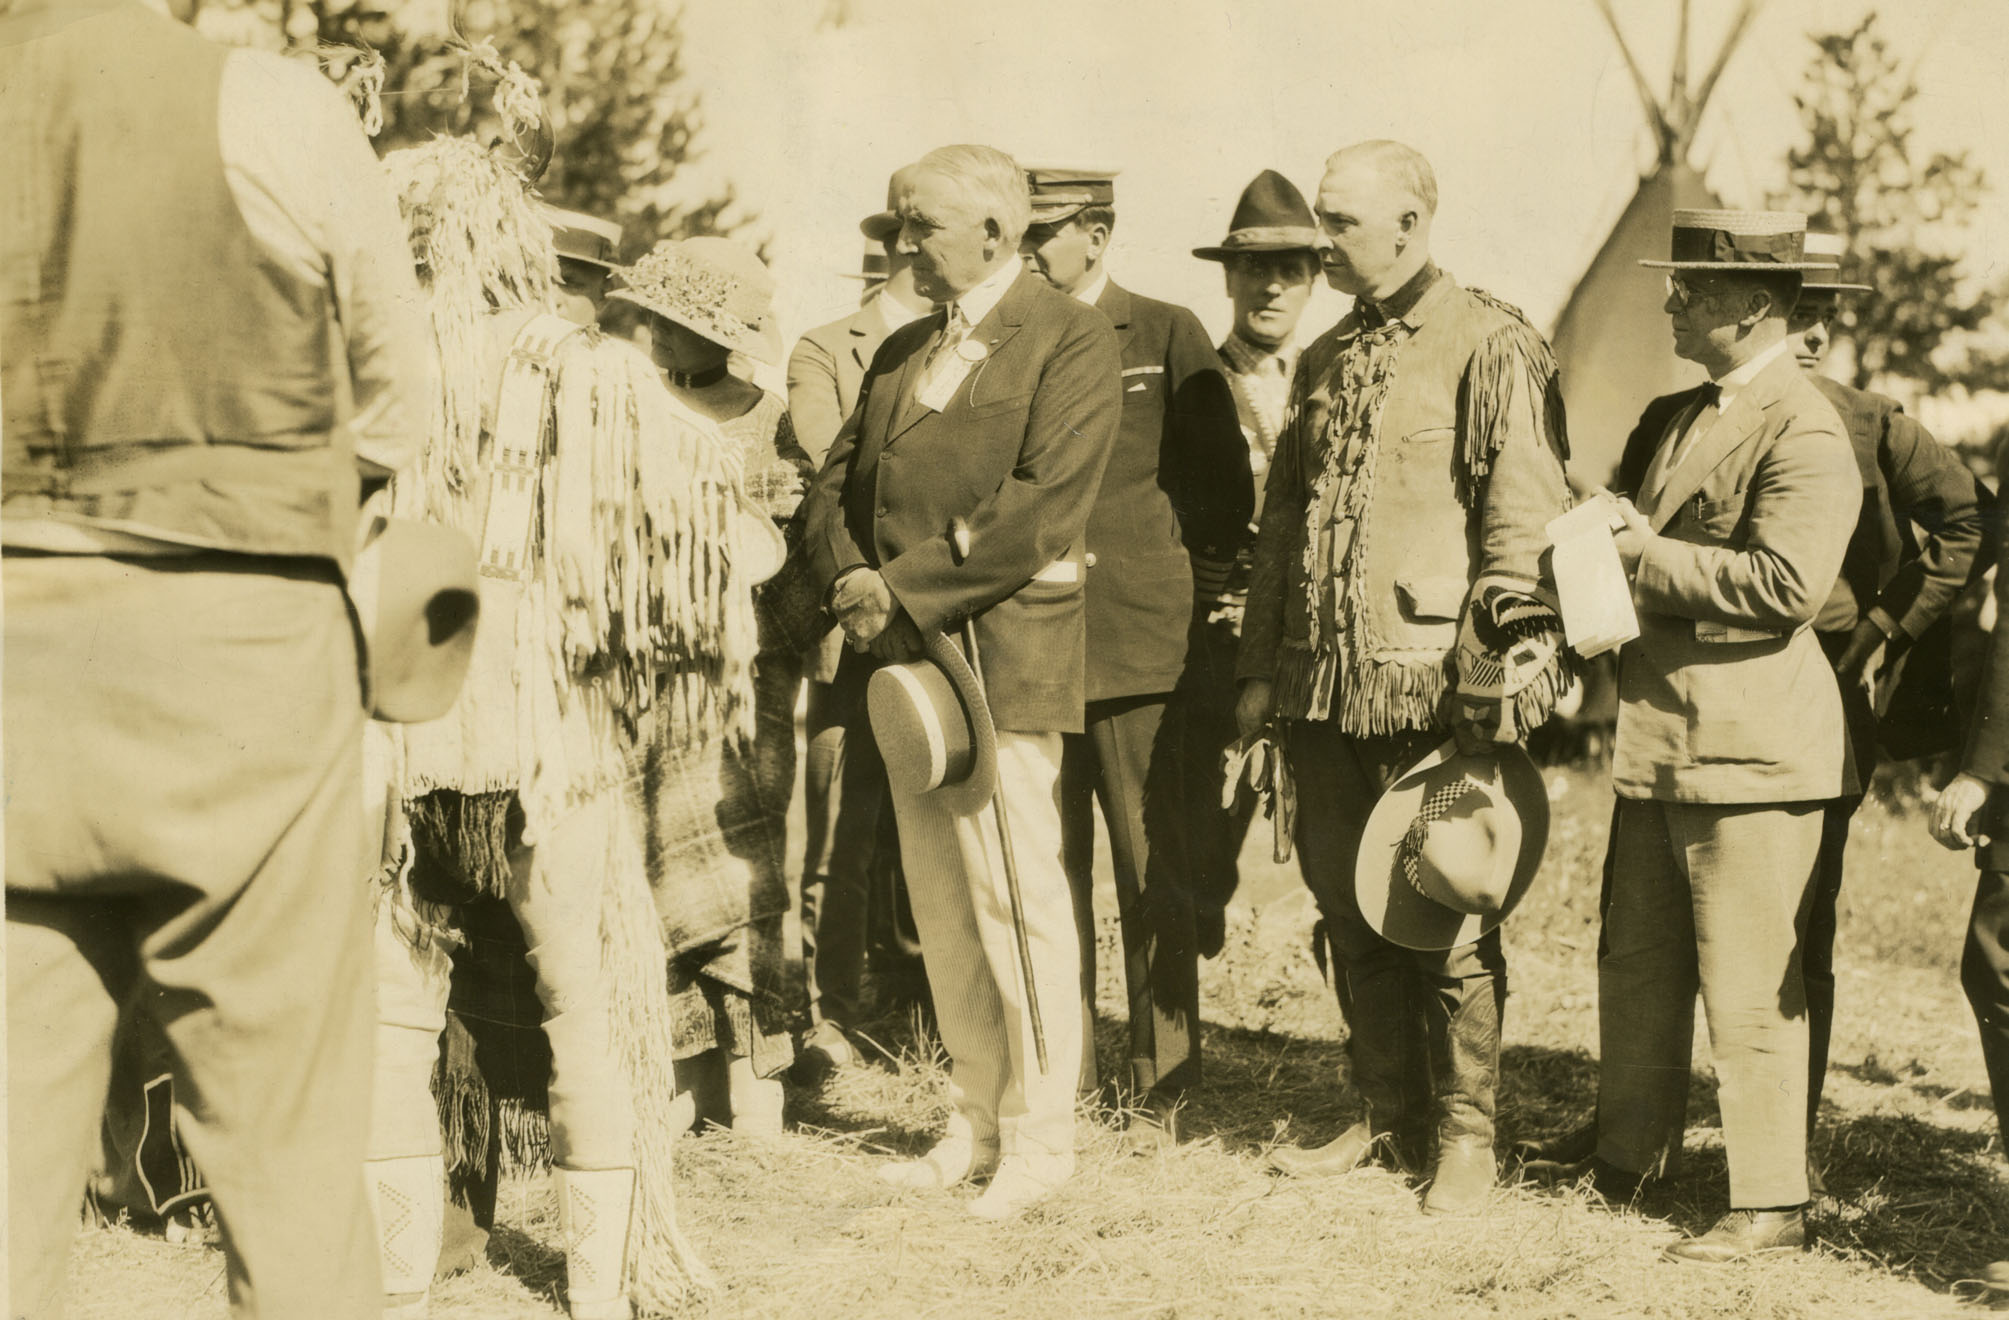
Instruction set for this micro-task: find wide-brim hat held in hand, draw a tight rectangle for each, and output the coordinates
[868,630,999,816]
[1193,169,1319,262]
[1354,739,1548,951]
[351,516,482,724]
[610,236,778,363]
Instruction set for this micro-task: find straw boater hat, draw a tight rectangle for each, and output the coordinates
[867,631,999,815]
[610,236,778,363]
[540,204,623,270]
[1354,740,1548,952]
[1637,208,1831,272]
[1192,170,1320,261]
[1799,230,1874,296]
[1024,166,1120,227]
[840,238,893,284]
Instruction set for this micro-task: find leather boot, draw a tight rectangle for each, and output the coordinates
[367,1155,445,1318]
[1273,959,1423,1177]
[556,1166,635,1320]
[1421,977,1499,1217]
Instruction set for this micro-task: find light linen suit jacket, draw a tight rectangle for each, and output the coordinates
[787,297,893,468]
[1610,351,1862,804]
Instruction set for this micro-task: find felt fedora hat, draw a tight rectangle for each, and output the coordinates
[1799,229,1874,296]
[1355,739,1548,952]
[867,630,999,816]
[1638,208,1831,272]
[350,516,482,724]
[859,168,912,242]
[1193,169,1319,261]
[610,236,778,363]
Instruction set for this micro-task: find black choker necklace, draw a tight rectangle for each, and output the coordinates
[669,362,730,389]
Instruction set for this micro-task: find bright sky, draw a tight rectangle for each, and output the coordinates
[670,0,2009,354]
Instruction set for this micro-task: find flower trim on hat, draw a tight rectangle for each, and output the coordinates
[621,245,757,343]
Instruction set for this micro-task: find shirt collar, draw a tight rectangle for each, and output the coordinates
[1221,331,1297,376]
[1711,335,1792,410]
[873,290,927,336]
[1360,261,1441,328]
[1071,267,1110,308]
[948,258,1022,331]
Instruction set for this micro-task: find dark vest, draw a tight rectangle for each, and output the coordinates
[1,2,355,565]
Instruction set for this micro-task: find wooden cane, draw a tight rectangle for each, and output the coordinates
[949,519,1049,1071]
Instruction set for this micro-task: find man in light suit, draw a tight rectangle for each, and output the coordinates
[1593,209,1860,1264]
[803,143,1122,1219]
[1018,167,1251,1143]
[786,176,937,1070]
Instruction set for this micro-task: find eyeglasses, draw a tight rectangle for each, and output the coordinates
[1664,274,1716,311]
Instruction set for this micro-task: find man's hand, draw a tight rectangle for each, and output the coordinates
[1234,678,1274,739]
[1931,773,1994,851]
[831,568,896,650]
[1608,493,1652,576]
[1835,617,1889,704]
[868,609,924,663]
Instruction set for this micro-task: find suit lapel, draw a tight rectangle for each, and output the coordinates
[887,307,947,440]
[1644,354,1799,531]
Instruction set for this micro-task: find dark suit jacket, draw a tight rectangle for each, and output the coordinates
[1811,375,1988,642]
[1081,280,1250,701]
[803,268,1123,734]
[1610,353,1861,803]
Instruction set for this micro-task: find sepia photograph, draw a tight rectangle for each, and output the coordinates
[7,0,2009,1316]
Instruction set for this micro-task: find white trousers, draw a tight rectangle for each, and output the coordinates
[889,730,1081,1164]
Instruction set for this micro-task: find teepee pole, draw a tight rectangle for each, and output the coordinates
[1688,0,1764,151]
[1590,0,1677,162]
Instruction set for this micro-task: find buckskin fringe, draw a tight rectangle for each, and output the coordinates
[408,790,516,901]
[1275,641,1455,737]
[1457,289,1570,507]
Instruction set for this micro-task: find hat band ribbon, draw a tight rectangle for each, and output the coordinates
[883,664,949,789]
[1669,227,1806,264]
[1219,226,1320,250]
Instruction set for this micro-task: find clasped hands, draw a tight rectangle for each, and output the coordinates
[831,568,922,662]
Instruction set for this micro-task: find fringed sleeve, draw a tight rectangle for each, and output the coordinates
[1455,291,1580,735]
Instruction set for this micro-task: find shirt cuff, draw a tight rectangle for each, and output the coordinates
[1867,605,1905,642]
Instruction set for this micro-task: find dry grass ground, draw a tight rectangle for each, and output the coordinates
[63,759,2009,1318]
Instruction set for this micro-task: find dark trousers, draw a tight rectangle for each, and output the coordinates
[800,680,926,1029]
[1061,692,1202,1098]
[1806,627,1882,1127]
[1964,868,2009,1147]
[1287,721,1505,1161]
[1176,609,1258,922]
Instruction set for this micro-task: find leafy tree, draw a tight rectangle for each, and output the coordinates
[1776,12,2002,398]
[186,0,745,255]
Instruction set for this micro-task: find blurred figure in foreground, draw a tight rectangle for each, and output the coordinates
[2,1,427,1314]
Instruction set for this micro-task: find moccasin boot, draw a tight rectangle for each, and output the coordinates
[367,1155,445,1318]
[1120,1088,1187,1155]
[556,1166,635,1320]
[1509,1119,1596,1173]
[727,1054,785,1136]
[1660,1207,1806,1264]
[1421,978,1500,1217]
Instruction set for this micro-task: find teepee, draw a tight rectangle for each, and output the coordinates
[1551,0,1761,484]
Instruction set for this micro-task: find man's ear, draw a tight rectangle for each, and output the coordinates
[1084,221,1112,265]
[982,216,1004,257]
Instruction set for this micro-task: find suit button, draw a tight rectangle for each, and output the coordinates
[877,506,889,516]
[1086,552,1099,567]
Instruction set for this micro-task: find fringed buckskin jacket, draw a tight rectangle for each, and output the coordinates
[1235,265,1574,736]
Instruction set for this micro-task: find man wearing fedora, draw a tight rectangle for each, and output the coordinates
[1586,209,1861,1263]
[2,2,430,1313]
[787,172,938,1070]
[1234,140,1574,1216]
[1018,166,1250,1142]
[803,142,1122,1219]
[1184,168,1325,959]
[545,203,623,325]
